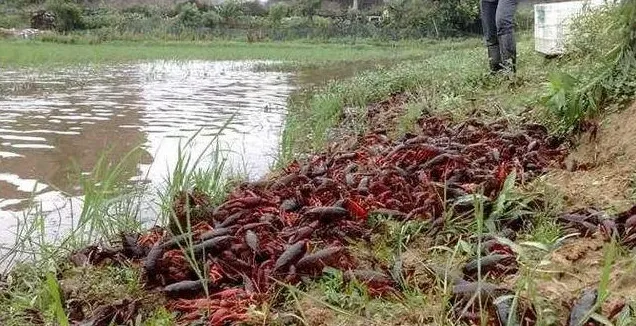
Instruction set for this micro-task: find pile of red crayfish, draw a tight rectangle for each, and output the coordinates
[108,115,567,325]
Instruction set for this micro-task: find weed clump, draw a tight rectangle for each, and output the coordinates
[542,0,636,136]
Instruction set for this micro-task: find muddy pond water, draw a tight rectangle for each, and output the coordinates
[0,60,296,250]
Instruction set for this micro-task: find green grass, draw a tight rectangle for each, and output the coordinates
[0,145,149,274]
[0,125,233,325]
[0,262,170,326]
[0,146,149,325]
[541,1,636,136]
[280,27,626,163]
[0,38,430,68]
[280,33,572,160]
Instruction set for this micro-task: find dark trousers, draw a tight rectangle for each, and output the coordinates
[480,0,518,72]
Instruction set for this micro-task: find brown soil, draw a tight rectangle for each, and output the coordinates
[545,102,636,211]
[519,236,636,322]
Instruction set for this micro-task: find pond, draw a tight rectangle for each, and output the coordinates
[0,60,295,249]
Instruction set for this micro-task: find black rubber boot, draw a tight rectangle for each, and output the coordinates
[488,44,503,73]
[499,32,517,73]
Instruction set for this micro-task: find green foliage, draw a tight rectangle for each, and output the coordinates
[143,307,177,325]
[487,171,533,231]
[384,0,480,38]
[0,261,165,326]
[81,7,119,30]
[241,0,267,16]
[1,0,496,40]
[120,4,163,18]
[567,3,624,61]
[177,3,202,29]
[0,265,49,325]
[542,71,601,135]
[396,101,423,136]
[615,301,636,326]
[45,0,83,32]
[268,2,291,25]
[515,5,534,31]
[215,0,243,26]
[0,10,27,28]
[317,268,371,313]
[436,0,480,34]
[44,272,69,326]
[1,0,491,41]
[384,0,437,37]
[292,0,322,18]
[543,1,636,135]
[201,10,222,28]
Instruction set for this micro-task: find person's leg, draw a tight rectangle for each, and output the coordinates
[481,0,501,72]
[496,0,518,73]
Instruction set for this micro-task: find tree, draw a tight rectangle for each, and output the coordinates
[268,2,291,25]
[293,0,321,19]
[242,1,268,16]
[384,0,480,37]
[45,0,84,32]
[177,2,202,28]
[215,0,243,27]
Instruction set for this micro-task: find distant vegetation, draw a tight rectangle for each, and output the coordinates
[0,0,534,42]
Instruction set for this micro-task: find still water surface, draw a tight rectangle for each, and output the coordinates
[0,60,295,248]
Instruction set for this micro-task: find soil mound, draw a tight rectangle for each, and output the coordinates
[546,102,636,211]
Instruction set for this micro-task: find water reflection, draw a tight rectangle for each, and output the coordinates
[0,60,294,247]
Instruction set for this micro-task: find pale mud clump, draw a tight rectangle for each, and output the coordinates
[297,294,337,326]
[546,102,636,211]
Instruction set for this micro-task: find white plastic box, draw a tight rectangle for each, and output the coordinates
[534,0,608,55]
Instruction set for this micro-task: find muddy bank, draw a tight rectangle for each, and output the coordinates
[9,90,636,325]
[546,102,636,211]
[52,92,572,325]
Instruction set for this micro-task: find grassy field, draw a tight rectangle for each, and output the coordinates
[280,33,579,160]
[0,38,435,68]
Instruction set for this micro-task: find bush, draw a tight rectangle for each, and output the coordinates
[543,1,636,135]
[120,5,164,18]
[384,0,437,38]
[515,6,534,31]
[241,1,267,16]
[201,10,221,28]
[384,0,480,38]
[312,15,333,38]
[117,12,167,34]
[292,0,321,18]
[4,0,46,9]
[215,0,243,27]
[177,3,202,29]
[0,13,28,28]
[81,7,119,30]
[566,3,623,61]
[435,0,480,35]
[46,0,84,32]
[268,2,290,25]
